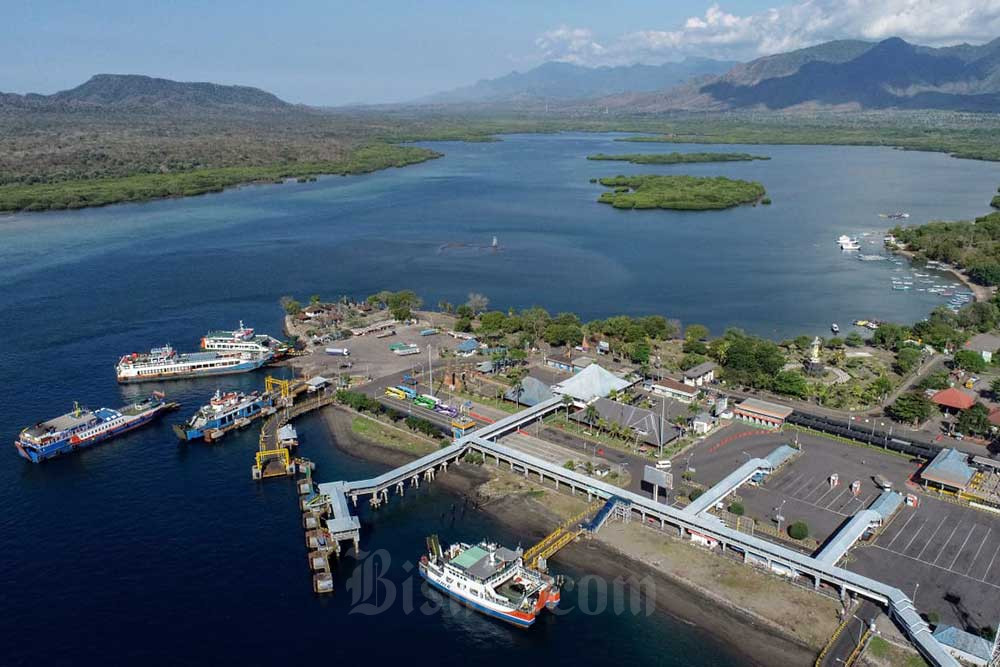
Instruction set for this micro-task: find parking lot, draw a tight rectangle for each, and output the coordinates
[850,493,1000,629]
[679,422,1000,629]
[677,424,921,544]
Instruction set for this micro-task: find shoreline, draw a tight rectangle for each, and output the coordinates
[318,404,823,667]
[892,245,993,303]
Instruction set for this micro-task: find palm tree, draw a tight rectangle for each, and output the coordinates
[583,403,599,431]
[562,394,574,418]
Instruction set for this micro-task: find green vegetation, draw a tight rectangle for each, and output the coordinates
[366,290,423,321]
[0,143,441,212]
[892,211,1000,286]
[957,402,992,436]
[586,152,770,165]
[888,391,934,425]
[597,174,766,210]
[953,348,988,372]
[688,488,704,501]
[727,502,745,516]
[787,521,809,540]
[350,416,436,456]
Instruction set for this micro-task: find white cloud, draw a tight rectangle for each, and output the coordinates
[536,1,1000,65]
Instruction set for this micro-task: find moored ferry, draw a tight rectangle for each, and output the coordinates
[116,345,270,383]
[172,389,274,441]
[16,393,173,462]
[419,536,561,628]
[201,321,287,357]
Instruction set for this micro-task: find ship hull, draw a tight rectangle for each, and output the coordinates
[174,397,272,441]
[419,566,536,628]
[117,357,268,384]
[15,407,165,463]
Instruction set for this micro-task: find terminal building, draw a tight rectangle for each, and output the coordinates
[920,448,976,494]
[733,398,794,428]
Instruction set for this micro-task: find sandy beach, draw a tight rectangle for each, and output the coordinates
[319,405,830,666]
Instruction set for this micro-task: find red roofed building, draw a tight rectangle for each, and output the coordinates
[931,387,976,412]
[989,408,1000,428]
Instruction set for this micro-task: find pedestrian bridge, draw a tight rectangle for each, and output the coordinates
[311,399,957,667]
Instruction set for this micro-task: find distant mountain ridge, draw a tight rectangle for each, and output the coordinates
[419,57,738,104]
[0,74,291,111]
[599,37,1000,113]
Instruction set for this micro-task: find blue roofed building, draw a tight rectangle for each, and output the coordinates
[504,376,554,407]
[456,338,480,356]
[921,448,975,493]
[932,625,994,666]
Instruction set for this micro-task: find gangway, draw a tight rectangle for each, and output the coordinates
[522,500,601,569]
[585,496,628,533]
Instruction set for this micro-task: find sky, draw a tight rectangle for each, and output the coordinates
[4,0,1000,105]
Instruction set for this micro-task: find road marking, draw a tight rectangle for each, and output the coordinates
[915,517,948,561]
[868,544,1000,591]
[813,484,838,505]
[965,527,992,576]
[884,511,918,549]
[947,525,978,570]
[901,519,928,554]
[771,472,802,491]
[982,542,1000,583]
[789,475,816,497]
[800,480,831,502]
[931,522,963,565]
[823,487,850,509]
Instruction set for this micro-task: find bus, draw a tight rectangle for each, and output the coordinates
[385,387,406,400]
[414,394,439,409]
[396,385,417,399]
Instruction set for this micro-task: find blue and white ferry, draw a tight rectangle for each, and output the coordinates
[16,393,173,462]
[172,389,274,441]
[116,344,271,383]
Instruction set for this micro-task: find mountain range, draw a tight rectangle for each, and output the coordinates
[0,74,291,111]
[591,37,1000,113]
[6,36,1000,114]
[418,57,737,104]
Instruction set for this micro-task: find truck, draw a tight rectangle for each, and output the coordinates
[402,374,418,386]
[873,474,893,490]
[419,328,439,336]
[325,348,350,357]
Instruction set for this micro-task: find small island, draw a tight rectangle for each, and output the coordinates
[596,174,767,210]
[587,152,770,165]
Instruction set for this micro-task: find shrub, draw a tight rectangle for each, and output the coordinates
[788,521,809,540]
[728,502,745,516]
[688,488,704,501]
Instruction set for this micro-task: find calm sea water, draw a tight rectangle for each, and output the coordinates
[3,134,1000,665]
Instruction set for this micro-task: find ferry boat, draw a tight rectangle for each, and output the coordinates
[201,321,287,357]
[419,536,561,628]
[15,393,173,462]
[116,345,270,383]
[172,389,274,441]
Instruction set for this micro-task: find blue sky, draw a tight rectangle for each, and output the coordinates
[4,1,1000,105]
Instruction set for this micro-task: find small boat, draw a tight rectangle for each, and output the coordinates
[831,323,840,334]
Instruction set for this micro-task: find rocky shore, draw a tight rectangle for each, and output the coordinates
[318,404,830,666]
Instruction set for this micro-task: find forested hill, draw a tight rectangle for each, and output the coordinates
[0,74,292,111]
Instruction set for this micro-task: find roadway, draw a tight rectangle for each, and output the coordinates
[818,600,880,667]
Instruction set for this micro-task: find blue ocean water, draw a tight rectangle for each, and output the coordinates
[3,134,1000,665]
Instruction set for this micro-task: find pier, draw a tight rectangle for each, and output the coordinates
[300,395,961,667]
